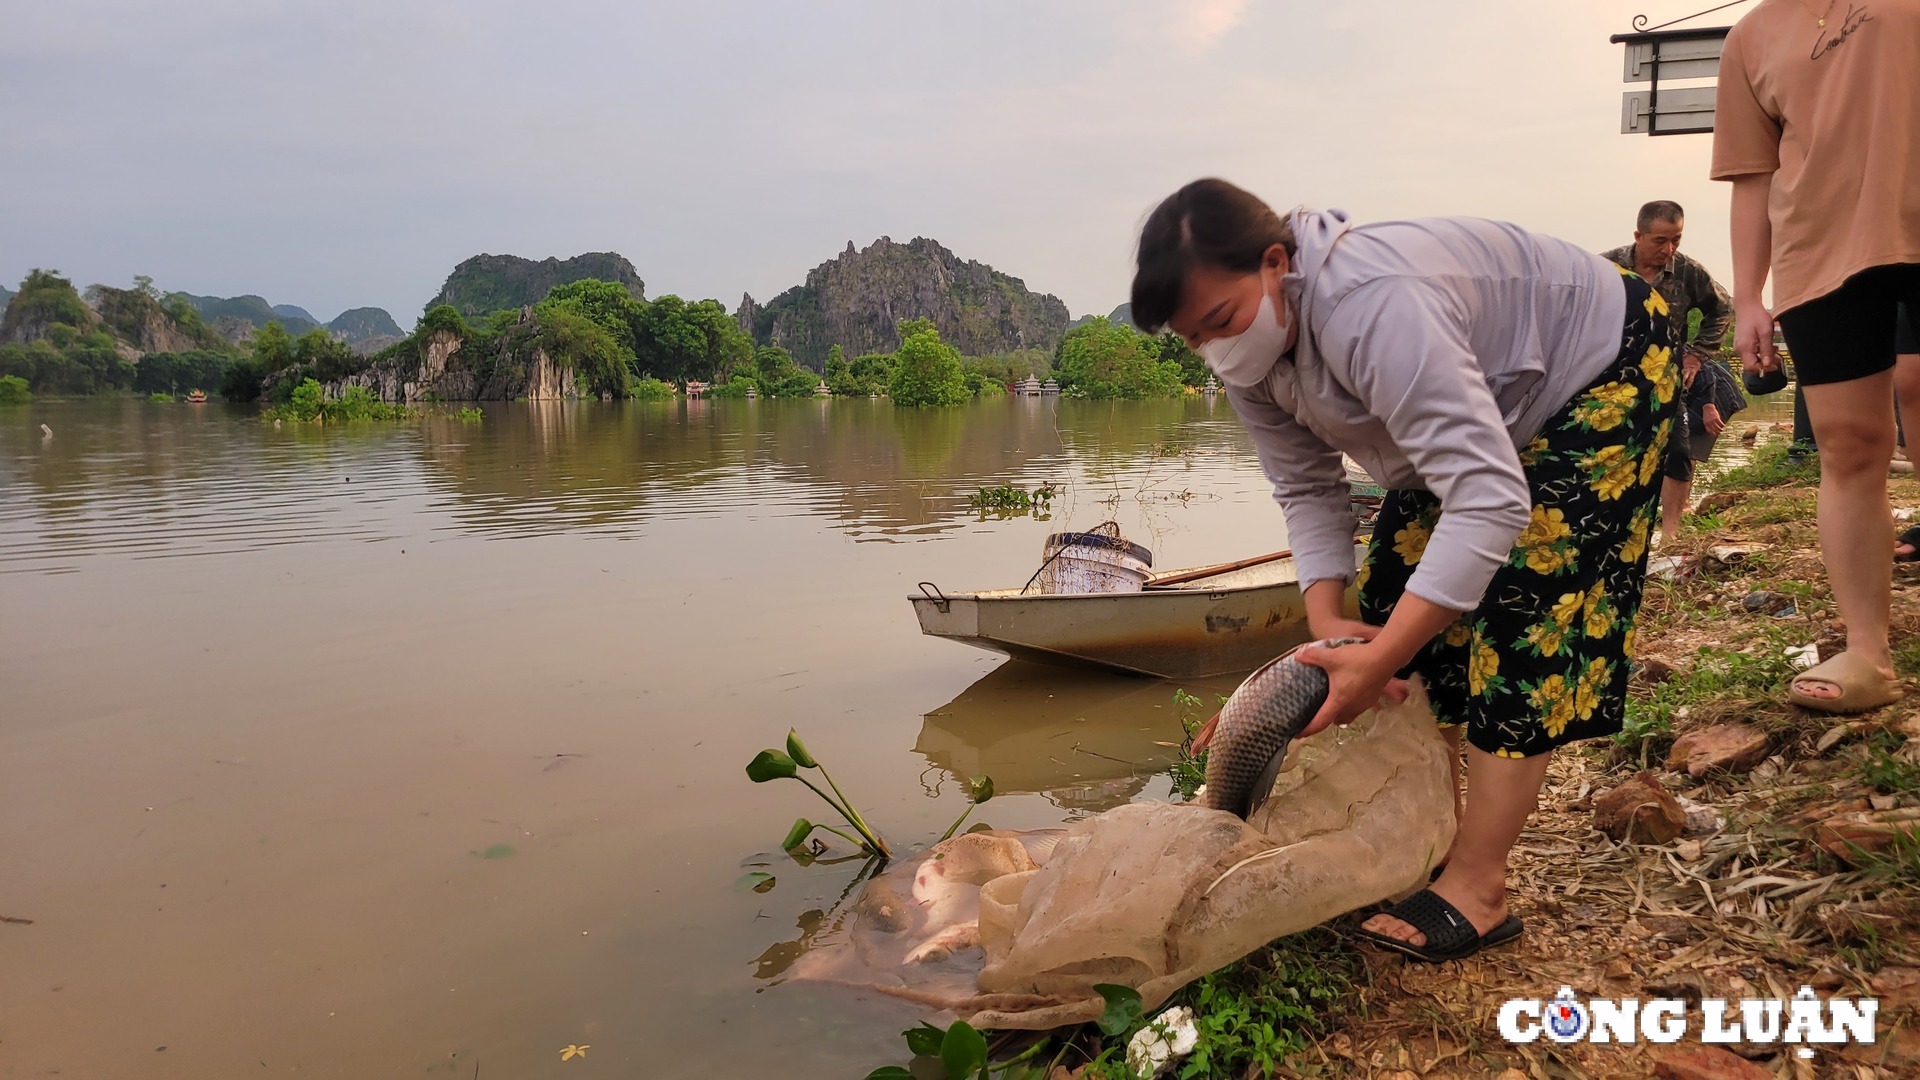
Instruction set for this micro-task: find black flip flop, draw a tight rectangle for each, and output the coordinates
[1898,525,1920,563]
[1354,888,1523,963]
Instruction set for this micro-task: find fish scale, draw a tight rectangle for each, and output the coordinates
[1198,638,1366,819]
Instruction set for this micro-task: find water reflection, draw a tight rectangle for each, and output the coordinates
[913,662,1234,813]
[0,398,1267,573]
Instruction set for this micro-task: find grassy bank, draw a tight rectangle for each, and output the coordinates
[1067,433,1920,1079]
[1299,435,1920,1079]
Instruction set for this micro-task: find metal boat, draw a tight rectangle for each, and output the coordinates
[910,541,1367,680]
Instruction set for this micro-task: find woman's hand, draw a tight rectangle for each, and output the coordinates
[1294,639,1410,739]
[1702,403,1725,436]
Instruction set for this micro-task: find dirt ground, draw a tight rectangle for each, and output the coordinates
[1298,434,1920,1080]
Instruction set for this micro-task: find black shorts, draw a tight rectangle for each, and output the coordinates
[1776,264,1920,386]
[1663,441,1695,482]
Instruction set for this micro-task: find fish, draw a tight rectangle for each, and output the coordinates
[1190,637,1366,820]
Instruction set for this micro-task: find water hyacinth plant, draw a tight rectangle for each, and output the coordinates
[746,728,994,863]
[747,729,892,859]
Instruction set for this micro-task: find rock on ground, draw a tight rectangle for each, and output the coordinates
[1593,771,1687,844]
[1666,724,1771,778]
[1652,1045,1773,1080]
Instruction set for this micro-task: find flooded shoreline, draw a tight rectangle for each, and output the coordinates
[0,397,1267,1078]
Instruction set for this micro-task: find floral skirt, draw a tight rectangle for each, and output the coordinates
[1356,271,1677,757]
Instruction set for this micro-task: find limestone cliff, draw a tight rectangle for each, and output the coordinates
[318,321,577,404]
[739,237,1071,369]
[431,252,645,318]
[87,286,225,358]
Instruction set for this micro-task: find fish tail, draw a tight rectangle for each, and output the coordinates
[1189,711,1221,753]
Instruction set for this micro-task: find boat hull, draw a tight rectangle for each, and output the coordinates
[911,546,1364,680]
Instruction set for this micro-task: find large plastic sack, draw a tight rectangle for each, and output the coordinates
[787,684,1457,1029]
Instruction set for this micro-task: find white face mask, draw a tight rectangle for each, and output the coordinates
[1198,292,1291,389]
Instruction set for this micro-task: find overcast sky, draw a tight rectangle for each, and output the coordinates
[1,0,1744,325]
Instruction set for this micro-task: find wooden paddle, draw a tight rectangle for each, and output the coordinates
[1143,549,1293,590]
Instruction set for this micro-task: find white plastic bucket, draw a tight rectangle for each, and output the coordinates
[1035,531,1154,594]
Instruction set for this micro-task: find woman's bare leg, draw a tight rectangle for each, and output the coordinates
[1362,745,1551,943]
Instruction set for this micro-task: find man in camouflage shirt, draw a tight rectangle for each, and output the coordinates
[1603,200,1736,543]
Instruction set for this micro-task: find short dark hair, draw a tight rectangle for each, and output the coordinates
[1637,200,1685,232]
[1131,178,1295,333]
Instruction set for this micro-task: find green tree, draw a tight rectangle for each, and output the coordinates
[134,350,235,395]
[252,321,295,373]
[544,279,644,354]
[1156,332,1208,387]
[416,304,472,340]
[752,345,820,398]
[633,295,754,385]
[292,327,363,382]
[848,353,896,396]
[536,303,630,398]
[1052,317,1183,399]
[889,324,969,406]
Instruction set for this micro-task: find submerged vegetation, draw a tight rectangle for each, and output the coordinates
[265,379,410,422]
[1051,316,1192,400]
[967,482,1056,516]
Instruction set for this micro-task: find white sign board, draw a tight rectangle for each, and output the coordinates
[1622,36,1725,82]
[1621,86,1719,135]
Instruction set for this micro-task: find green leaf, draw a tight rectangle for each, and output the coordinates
[782,818,816,850]
[940,1020,988,1080]
[746,749,797,782]
[1093,983,1144,1036]
[786,729,818,769]
[475,843,515,860]
[966,775,995,803]
[864,1069,915,1080]
[903,1022,944,1057]
[734,871,775,893]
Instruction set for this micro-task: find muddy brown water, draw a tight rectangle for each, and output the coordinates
[0,391,1795,1078]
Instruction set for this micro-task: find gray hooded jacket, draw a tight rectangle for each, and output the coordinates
[1225,209,1627,613]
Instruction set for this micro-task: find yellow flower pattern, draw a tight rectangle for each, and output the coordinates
[1515,505,1573,574]
[1638,438,1663,486]
[1641,343,1677,405]
[1351,271,1670,759]
[1583,444,1637,501]
[1575,657,1612,720]
[1573,381,1639,432]
[1550,590,1585,628]
[1524,618,1567,658]
[1529,673,1576,738]
[1583,581,1614,639]
[1468,631,1501,697]
[1393,520,1431,565]
[1618,506,1653,564]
